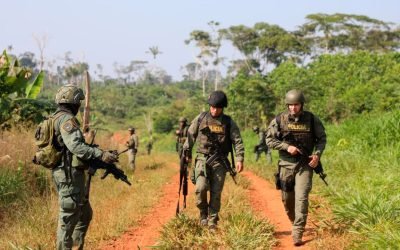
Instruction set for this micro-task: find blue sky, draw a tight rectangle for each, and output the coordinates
[1,0,399,80]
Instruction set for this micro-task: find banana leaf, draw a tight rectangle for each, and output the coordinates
[25,71,44,99]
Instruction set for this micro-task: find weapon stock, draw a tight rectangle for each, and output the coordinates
[289,136,328,186]
[176,152,189,215]
[200,126,237,185]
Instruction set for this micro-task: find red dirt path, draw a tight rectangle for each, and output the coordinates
[242,171,315,250]
[99,172,194,249]
[100,132,316,249]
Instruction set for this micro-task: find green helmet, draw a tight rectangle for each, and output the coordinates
[285,89,305,105]
[253,126,259,132]
[55,84,85,104]
[179,117,187,123]
[207,90,228,108]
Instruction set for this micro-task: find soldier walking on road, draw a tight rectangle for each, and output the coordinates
[266,89,326,246]
[52,84,118,250]
[126,127,139,172]
[183,91,244,232]
[252,126,272,164]
[146,140,153,155]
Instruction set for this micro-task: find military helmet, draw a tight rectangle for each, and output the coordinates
[55,84,85,104]
[253,126,259,132]
[285,89,305,105]
[128,127,135,132]
[179,117,187,123]
[207,90,228,108]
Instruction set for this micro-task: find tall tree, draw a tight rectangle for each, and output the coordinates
[299,13,400,54]
[185,30,213,97]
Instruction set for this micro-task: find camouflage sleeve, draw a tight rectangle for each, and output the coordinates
[59,116,103,160]
[182,114,201,153]
[266,119,290,151]
[258,132,264,146]
[230,119,244,162]
[126,136,134,148]
[134,135,139,149]
[313,115,327,157]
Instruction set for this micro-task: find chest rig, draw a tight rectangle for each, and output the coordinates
[277,111,315,159]
[196,112,232,155]
[178,125,189,144]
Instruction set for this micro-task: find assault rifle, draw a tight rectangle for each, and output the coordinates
[176,151,189,215]
[285,134,328,186]
[200,126,237,184]
[84,134,131,201]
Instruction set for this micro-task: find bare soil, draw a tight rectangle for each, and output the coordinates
[99,172,194,249]
[242,171,315,250]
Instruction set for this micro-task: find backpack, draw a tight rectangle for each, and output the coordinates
[32,112,65,169]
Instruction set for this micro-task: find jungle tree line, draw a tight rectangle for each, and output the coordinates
[184,13,400,84]
[4,13,399,89]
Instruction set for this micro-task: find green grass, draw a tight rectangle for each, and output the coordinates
[321,110,400,248]
[157,174,277,249]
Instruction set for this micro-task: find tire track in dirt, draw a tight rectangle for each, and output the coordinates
[99,166,193,249]
[242,171,315,250]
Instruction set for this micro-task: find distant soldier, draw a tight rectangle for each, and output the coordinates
[183,91,244,232]
[266,89,326,246]
[252,126,272,164]
[52,84,118,250]
[175,117,189,158]
[146,140,153,155]
[126,127,139,172]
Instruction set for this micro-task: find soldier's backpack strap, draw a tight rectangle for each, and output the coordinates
[197,112,208,129]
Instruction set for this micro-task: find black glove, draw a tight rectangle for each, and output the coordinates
[101,150,119,164]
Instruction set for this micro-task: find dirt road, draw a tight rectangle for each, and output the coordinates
[100,133,315,249]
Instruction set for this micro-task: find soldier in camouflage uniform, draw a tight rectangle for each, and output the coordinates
[126,127,139,172]
[266,89,326,246]
[175,117,189,158]
[252,126,272,164]
[183,91,244,232]
[52,84,118,250]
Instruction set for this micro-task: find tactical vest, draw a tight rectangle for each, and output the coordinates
[196,112,232,155]
[178,125,189,144]
[277,111,315,160]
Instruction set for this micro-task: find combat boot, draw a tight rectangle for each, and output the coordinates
[208,224,217,234]
[199,211,208,226]
[293,235,303,246]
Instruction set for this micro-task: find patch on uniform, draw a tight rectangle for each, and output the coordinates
[209,125,224,134]
[288,123,310,131]
[61,119,79,133]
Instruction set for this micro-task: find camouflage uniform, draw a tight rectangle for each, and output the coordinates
[266,90,326,245]
[146,140,153,155]
[176,117,189,158]
[253,128,272,163]
[51,85,117,250]
[183,112,244,227]
[126,128,139,172]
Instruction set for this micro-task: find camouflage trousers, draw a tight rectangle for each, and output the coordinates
[255,148,272,164]
[128,150,137,172]
[194,155,227,226]
[279,163,313,240]
[52,167,92,250]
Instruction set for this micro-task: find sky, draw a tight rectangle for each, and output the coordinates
[2,0,400,80]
